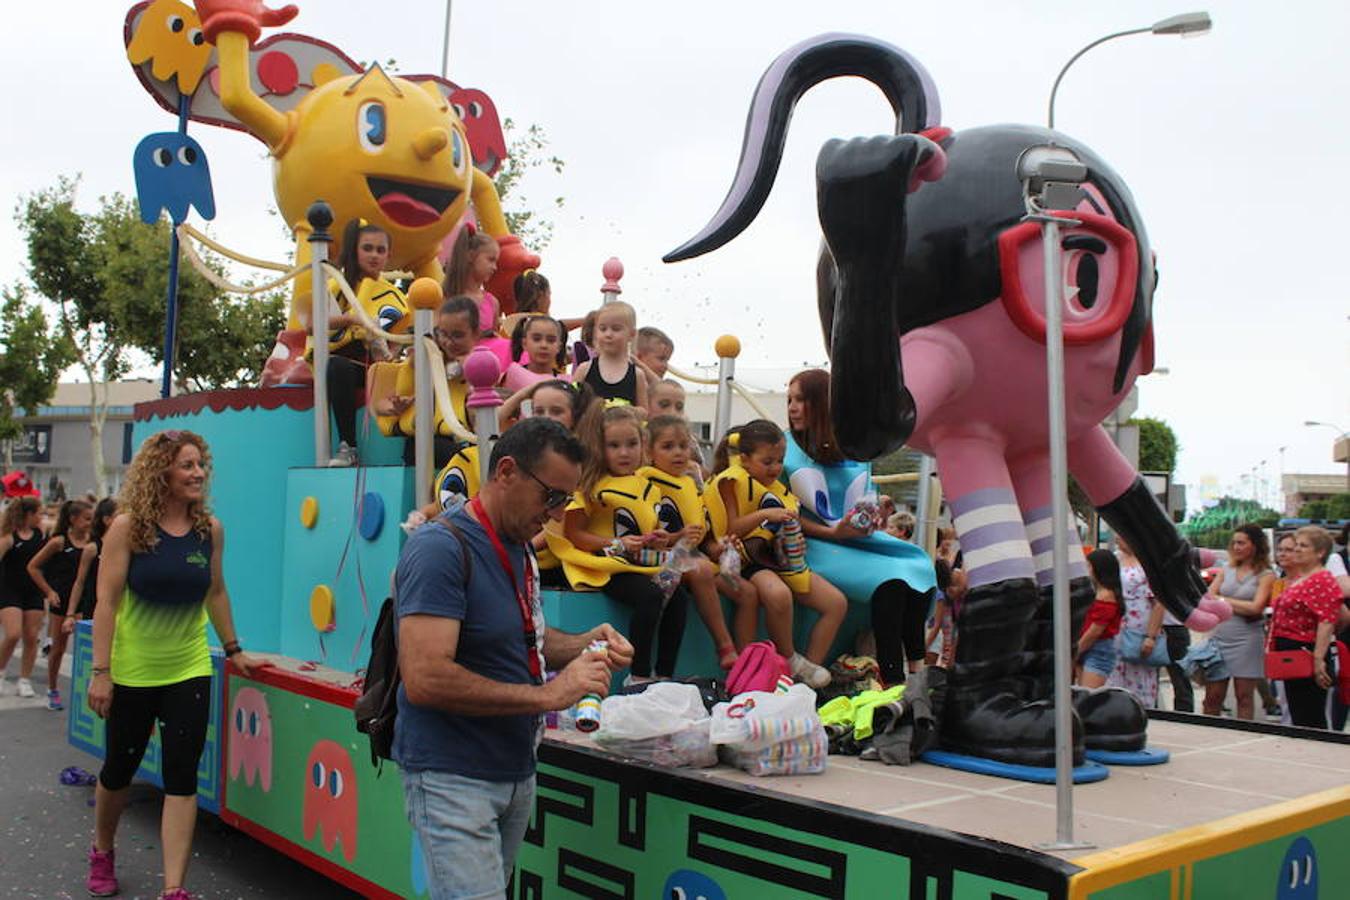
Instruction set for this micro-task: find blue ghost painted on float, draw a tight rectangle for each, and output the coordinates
[133,132,215,224]
[1276,836,1318,899]
[662,869,726,900]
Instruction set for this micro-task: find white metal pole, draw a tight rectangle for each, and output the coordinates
[308,202,333,466]
[413,309,434,510]
[1043,214,1077,845]
[440,1,453,78]
[915,453,936,553]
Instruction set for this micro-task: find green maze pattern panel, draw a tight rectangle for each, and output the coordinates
[67,623,222,813]
[517,744,1069,900]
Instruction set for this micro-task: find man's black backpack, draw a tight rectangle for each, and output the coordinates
[354,516,471,769]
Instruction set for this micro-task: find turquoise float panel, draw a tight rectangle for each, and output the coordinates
[280,466,413,669]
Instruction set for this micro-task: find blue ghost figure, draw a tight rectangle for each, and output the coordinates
[133,132,215,224]
[663,870,726,900]
[1276,836,1318,899]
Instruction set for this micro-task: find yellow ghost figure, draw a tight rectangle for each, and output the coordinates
[127,0,212,95]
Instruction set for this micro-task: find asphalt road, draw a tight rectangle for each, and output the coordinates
[0,661,360,900]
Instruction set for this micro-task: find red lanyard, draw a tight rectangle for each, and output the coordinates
[469,497,543,684]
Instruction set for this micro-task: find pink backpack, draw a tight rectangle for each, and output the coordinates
[726,641,792,695]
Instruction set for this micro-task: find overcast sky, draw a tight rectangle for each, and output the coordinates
[2,1,1346,508]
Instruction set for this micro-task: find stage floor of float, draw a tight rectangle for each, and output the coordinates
[549,715,1347,861]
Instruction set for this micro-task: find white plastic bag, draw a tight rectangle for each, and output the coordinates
[597,682,708,740]
[710,683,818,746]
[593,683,716,768]
[710,683,827,775]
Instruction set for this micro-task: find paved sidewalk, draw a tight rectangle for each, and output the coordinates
[0,660,359,899]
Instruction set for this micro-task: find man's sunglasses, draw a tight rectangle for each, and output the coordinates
[518,463,571,510]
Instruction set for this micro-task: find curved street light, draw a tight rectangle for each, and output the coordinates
[1048,12,1213,129]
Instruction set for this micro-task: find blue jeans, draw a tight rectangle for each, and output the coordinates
[1081,638,1118,677]
[402,769,536,900]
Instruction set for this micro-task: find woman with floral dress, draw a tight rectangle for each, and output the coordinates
[1107,534,1164,706]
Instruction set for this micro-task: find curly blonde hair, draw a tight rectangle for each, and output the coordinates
[119,429,213,553]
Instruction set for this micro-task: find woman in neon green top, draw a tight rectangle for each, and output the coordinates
[85,430,260,900]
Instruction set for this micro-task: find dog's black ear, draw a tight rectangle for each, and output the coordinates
[817,134,936,459]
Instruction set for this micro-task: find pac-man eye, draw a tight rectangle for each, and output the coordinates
[358,101,386,152]
[248,712,259,736]
[451,103,465,119]
[234,709,244,732]
[328,768,344,798]
[657,498,682,533]
[468,100,483,118]
[671,889,687,900]
[378,305,401,330]
[189,28,204,46]
[177,145,198,166]
[451,130,467,175]
[152,147,173,167]
[311,761,326,789]
[614,509,640,538]
[167,14,184,32]
[760,494,784,511]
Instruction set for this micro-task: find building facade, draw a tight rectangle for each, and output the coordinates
[2,380,161,500]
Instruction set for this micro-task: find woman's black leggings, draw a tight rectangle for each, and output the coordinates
[602,573,688,678]
[871,581,930,684]
[1274,637,1335,729]
[100,676,213,795]
[327,355,367,447]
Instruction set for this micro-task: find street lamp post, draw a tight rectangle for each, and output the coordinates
[1048,13,1213,129]
[1032,11,1212,851]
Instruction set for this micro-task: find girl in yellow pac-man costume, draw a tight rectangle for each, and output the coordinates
[705,420,847,689]
[639,415,750,670]
[323,222,414,466]
[549,406,689,680]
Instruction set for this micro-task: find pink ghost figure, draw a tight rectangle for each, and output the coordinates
[228,686,273,791]
[302,739,358,862]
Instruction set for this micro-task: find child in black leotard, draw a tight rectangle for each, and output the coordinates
[68,497,117,629]
[1,495,47,699]
[26,499,93,710]
[572,301,648,409]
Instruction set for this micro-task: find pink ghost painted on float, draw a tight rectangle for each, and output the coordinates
[665,34,1229,768]
[302,739,358,862]
[228,685,273,791]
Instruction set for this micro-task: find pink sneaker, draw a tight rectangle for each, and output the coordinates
[160,890,194,900]
[86,846,118,897]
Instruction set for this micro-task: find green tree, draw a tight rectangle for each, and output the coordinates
[494,118,565,250]
[1180,496,1282,549]
[0,285,75,468]
[1298,493,1350,520]
[16,177,285,493]
[1129,416,1179,473]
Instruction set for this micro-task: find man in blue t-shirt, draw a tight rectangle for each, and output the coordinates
[394,417,633,900]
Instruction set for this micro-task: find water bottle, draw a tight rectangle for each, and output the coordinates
[573,640,608,733]
[717,539,743,590]
[845,493,881,535]
[654,539,695,602]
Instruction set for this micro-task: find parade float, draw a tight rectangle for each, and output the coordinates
[66,3,1348,898]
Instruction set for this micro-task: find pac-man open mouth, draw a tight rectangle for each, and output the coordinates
[366,177,459,228]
